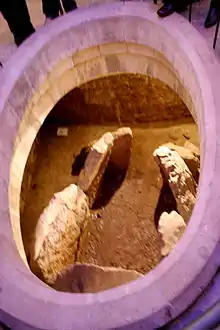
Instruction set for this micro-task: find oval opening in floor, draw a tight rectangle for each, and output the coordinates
[20,73,200,293]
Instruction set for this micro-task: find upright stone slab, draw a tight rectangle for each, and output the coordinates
[78,128,133,207]
[54,263,143,293]
[164,142,200,179]
[158,211,186,257]
[154,146,197,223]
[30,184,90,285]
[78,132,114,207]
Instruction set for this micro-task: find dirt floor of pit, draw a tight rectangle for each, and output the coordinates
[21,120,199,274]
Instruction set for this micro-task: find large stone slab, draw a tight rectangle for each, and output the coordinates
[30,184,90,285]
[154,146,197,223]
[165,142,200,180]
[158,211,186,257]
[78,132,114,207]
[78,128,132,207]
[53,263,143,293]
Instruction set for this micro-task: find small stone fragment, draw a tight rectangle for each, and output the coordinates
[111,127,133,170]
[154,146,197,223]
[158,211,186,256]
[164,142,200,179]
[30,184,90,285]
[57,127,68,136]
[78,132,114,207]
[53,263,143,293]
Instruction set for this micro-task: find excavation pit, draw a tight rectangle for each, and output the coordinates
[21,73,199,287]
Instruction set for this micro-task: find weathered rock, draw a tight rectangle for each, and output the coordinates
[158,211,186,257]
[78,128,132,207]
[78,132,114,207]
[164,142,200,179]
[53,263,143,293]
[111,127,133,170]
[154,146,197,223]
[30,184,90,285]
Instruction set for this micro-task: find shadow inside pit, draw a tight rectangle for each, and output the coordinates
[71,146,90,176]
[154,182,177,228]
[92,159,129,210]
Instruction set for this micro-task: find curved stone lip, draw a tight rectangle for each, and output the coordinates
[1,1,220,329]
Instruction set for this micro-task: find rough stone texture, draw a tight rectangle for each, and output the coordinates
[72,127,132,175]
[111,127,133,170]
[30,184,90,285]
[158,211,186,257]
[154,146,197,223]
[78,127,132,207]
[53,263,142,293]
[165,142,200,180]
[78,132,114,207]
